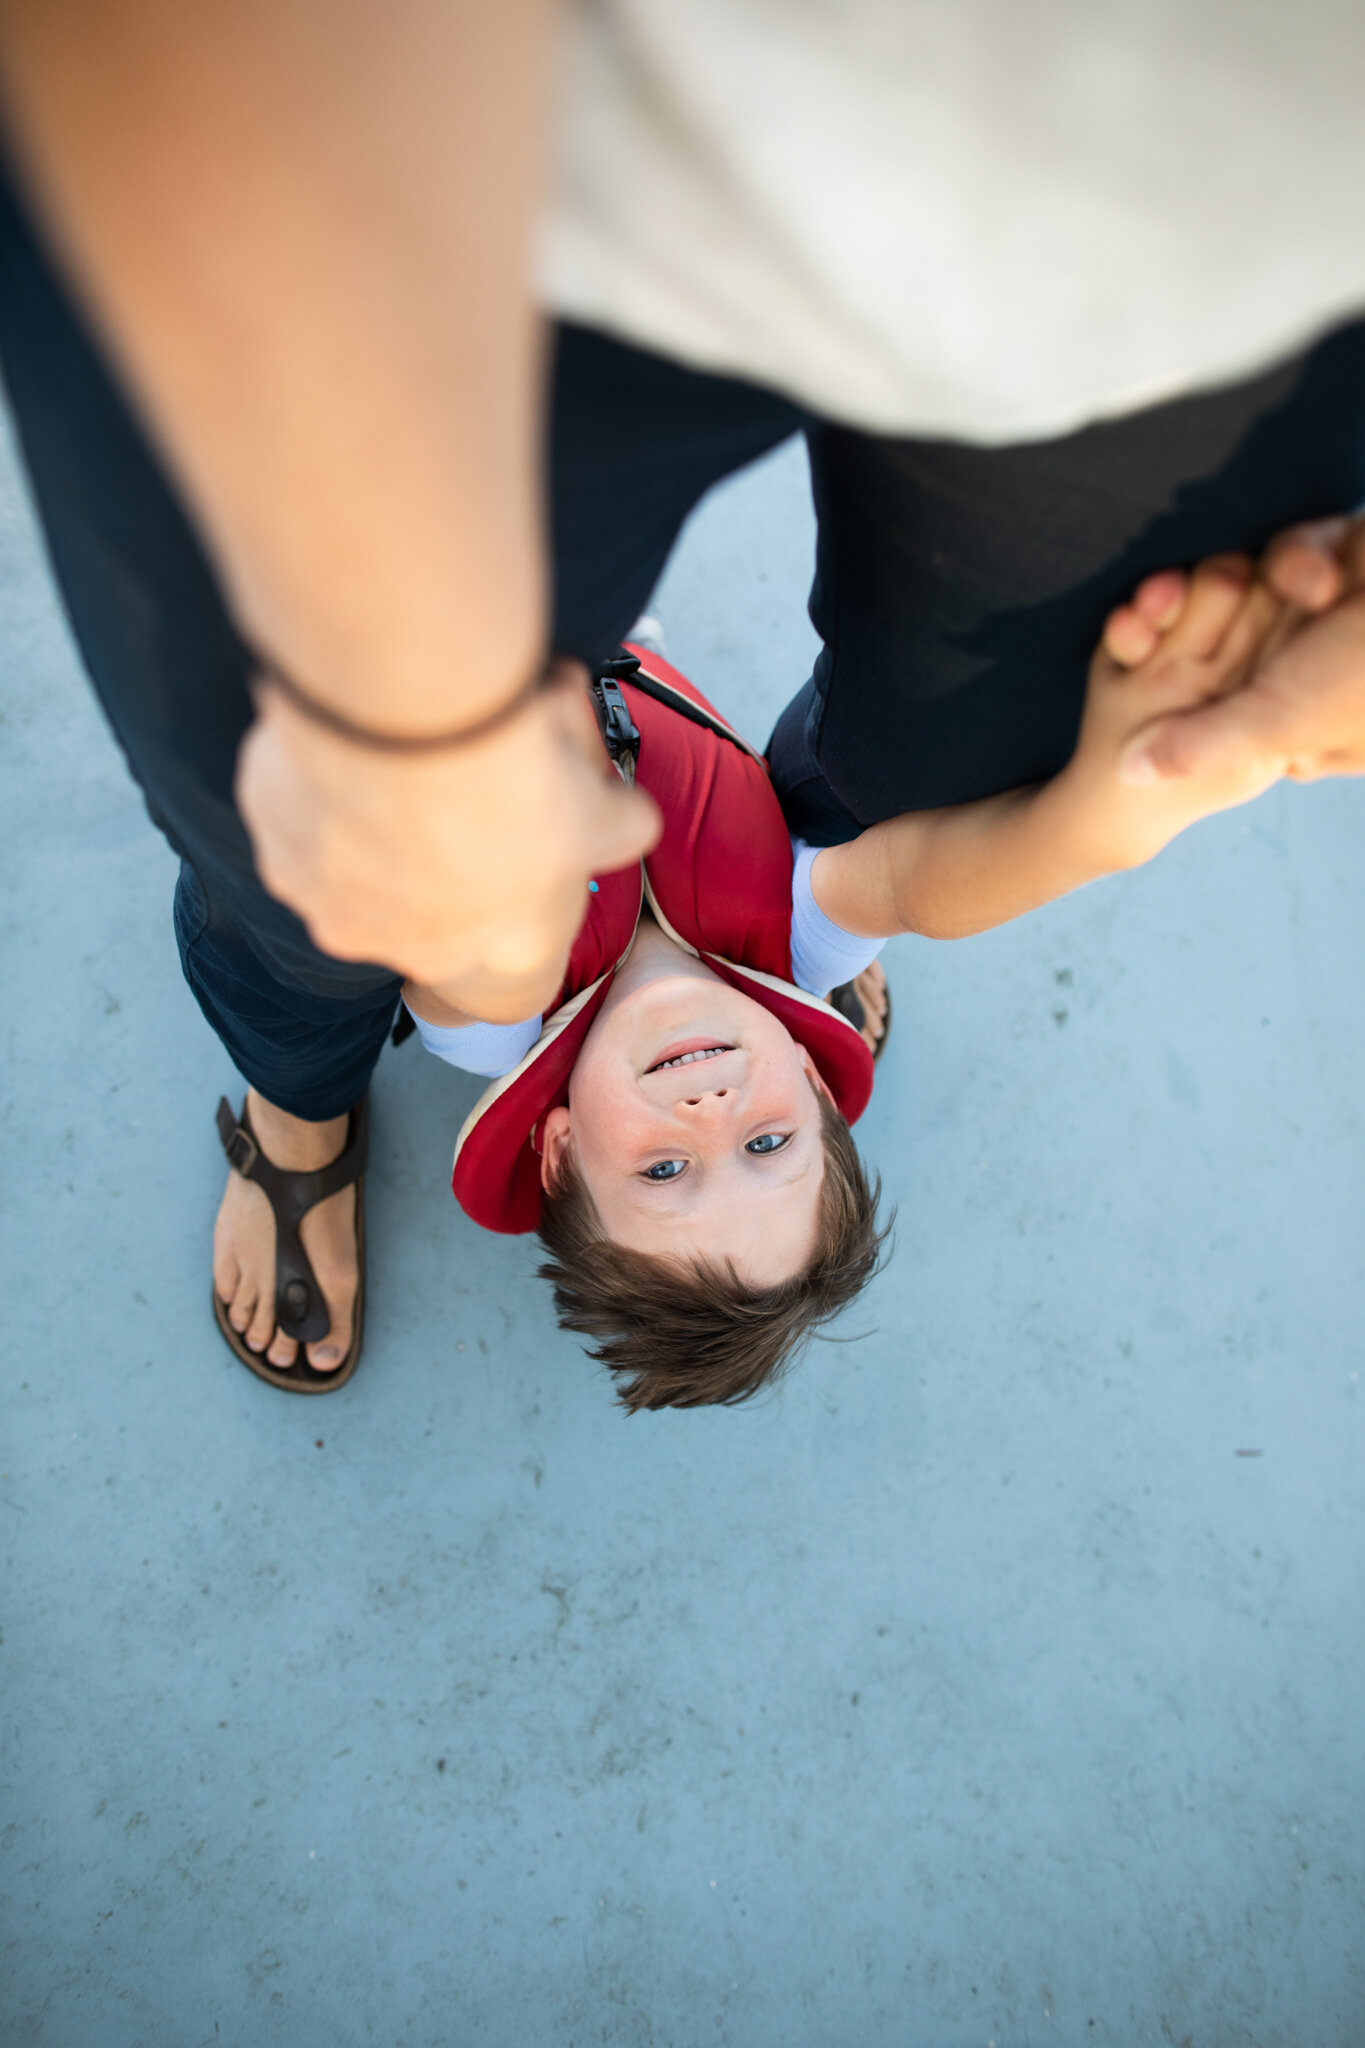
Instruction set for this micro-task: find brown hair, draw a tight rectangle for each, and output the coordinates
[537,1090,889,1411]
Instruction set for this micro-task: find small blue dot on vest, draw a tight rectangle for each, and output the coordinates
[588,880,599,892]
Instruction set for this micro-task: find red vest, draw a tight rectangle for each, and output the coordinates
[452,648,874,1232]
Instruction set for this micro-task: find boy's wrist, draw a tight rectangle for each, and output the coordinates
[1044,753,1157,880]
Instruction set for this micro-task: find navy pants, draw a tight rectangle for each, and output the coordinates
[4,151,1365,1118]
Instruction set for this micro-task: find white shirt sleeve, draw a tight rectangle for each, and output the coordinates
[788,840,885,996]
[406,1008,543,1078]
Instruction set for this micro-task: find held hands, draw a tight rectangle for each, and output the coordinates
[814,515,1365,950]
[1069,518,1365,872]
[236,656,659,1021]
[1103,518,1365,785]
[1069,555,1287,871]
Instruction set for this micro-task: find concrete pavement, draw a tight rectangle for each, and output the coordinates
[2,419,1362,2048]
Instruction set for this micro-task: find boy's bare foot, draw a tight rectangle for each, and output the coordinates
[212,1088,358,1373]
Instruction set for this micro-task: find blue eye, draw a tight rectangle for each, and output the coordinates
[745,1133,790,1155]
[643,1158,687,1182]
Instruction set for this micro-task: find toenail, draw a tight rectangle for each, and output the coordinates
[314,1348,339,1367]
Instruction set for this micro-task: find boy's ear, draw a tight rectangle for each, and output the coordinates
[801,1045,836,1107]
[540,1105,572,1192]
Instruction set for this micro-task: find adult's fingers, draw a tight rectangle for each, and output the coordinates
[574,758,662,878]
[1261,518,1349,610]
[542,658,663,871]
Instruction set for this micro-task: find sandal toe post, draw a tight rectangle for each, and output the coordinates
[212,1096,368,1393]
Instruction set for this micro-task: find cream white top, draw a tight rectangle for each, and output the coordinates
[538,0,1365,442]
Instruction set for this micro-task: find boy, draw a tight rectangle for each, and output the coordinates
[406,636,891,1412]
[401,545,1358,1410]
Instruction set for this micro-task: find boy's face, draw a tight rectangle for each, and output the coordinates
[540,965,832,1287]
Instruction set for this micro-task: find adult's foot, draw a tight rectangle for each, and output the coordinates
[212,1088,358,1373]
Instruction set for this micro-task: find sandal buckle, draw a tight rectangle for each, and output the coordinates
[225,1126,260,1177]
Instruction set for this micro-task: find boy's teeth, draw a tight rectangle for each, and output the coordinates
[656,1045,728,1069]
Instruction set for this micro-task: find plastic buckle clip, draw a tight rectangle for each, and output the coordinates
[590,657,642,784]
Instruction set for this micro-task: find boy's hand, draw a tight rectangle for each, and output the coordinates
[1107,518,1365,789]
[238,657,659,1002]
[1068,555,1287,869]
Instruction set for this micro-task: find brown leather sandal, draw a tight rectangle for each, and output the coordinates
[211,1095,369,1393]
[829,972,893,1062]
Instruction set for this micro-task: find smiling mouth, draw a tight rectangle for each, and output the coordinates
[645,1041,736,1074]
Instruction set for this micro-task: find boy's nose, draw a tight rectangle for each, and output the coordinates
[678,1082,733,1111]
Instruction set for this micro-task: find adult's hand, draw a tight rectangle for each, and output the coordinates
[1121,517,1365,786]
[238,657,659,1017]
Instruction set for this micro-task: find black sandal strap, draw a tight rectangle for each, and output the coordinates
[828,981,867,1034]
[828,978,892,1064]
[215,1096,368,1344]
